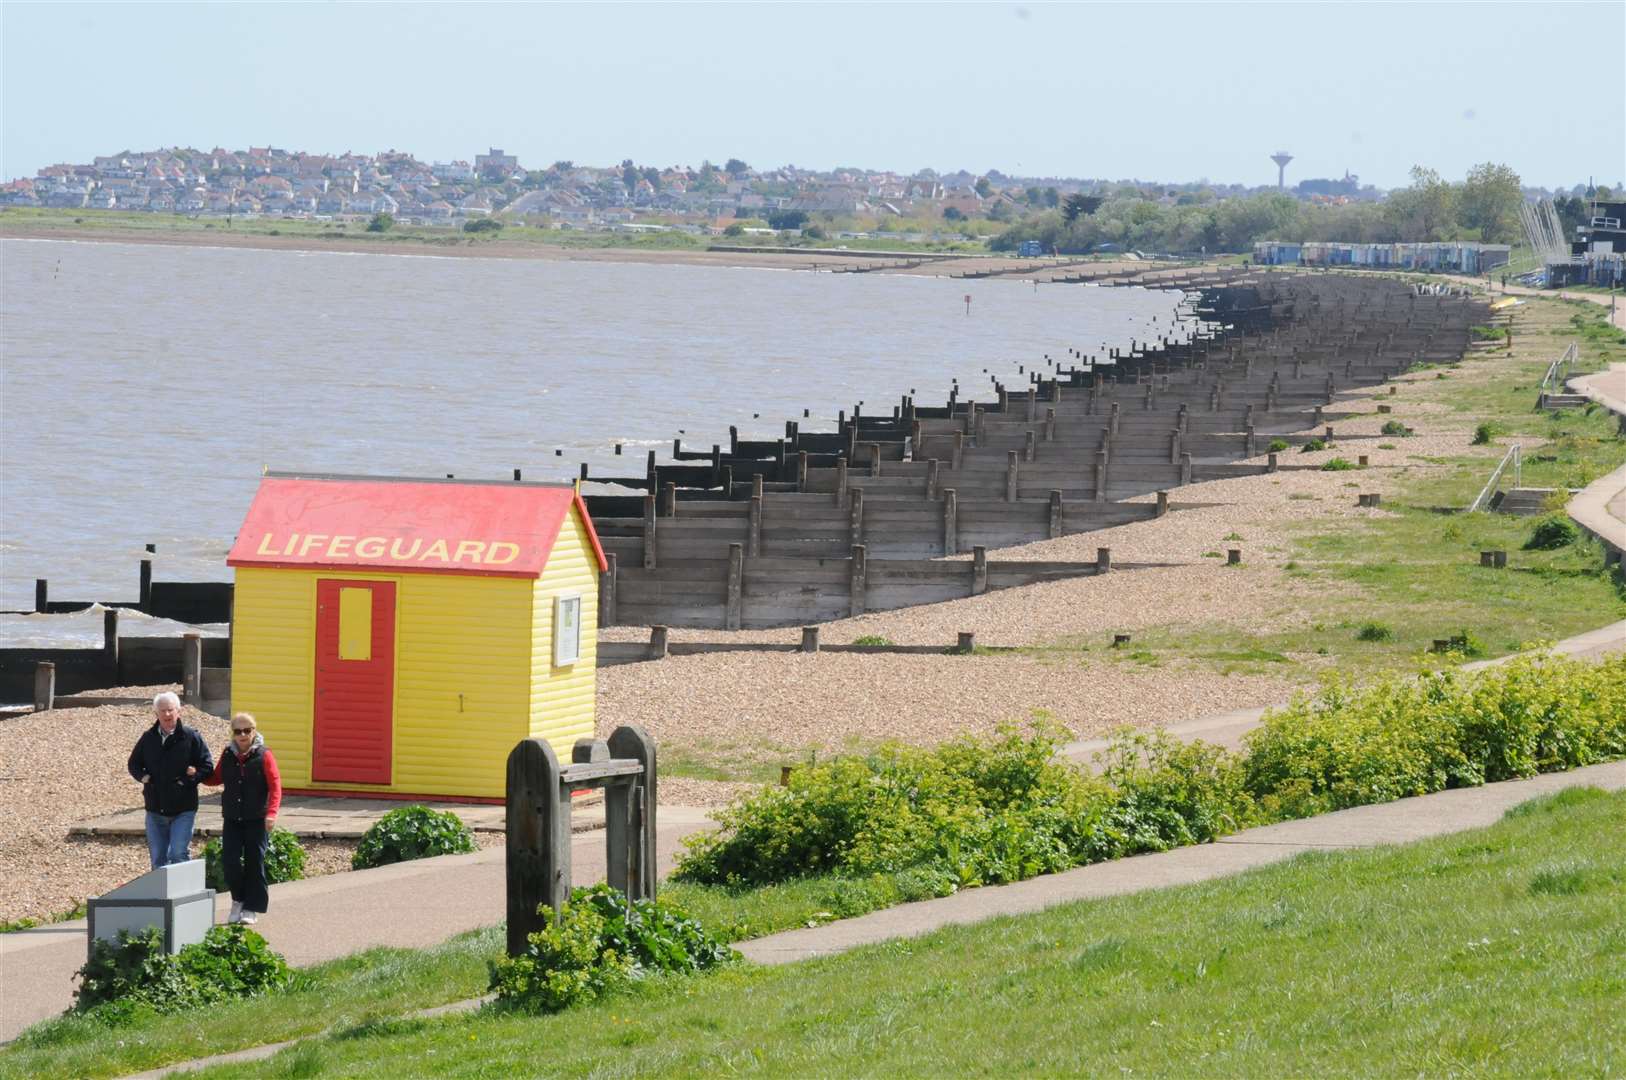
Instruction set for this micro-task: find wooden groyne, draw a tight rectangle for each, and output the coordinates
[582,269,1489,629]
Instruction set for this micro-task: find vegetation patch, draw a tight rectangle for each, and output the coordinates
[73,925,289,1021]
[203,828,307,892]
[1320,457,1356,471]
[352,805,476,870]
[1380,419,1414,437]
[1523,513,1579,551]
[850,634,894,647]
[1300,438,1327,452]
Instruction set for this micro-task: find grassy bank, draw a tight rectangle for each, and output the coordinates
[190,786,1626,1077]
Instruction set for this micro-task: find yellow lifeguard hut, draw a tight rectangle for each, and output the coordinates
[226,473,606,802]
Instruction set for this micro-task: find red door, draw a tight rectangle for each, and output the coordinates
[313,579,396,784]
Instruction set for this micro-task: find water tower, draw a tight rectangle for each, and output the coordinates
[1271,152,1294,191]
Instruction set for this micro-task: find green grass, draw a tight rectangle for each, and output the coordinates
[188,787,1626,1078]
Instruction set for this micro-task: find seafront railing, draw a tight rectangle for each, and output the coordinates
[1469,443,1522,514]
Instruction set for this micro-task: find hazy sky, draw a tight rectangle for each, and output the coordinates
[3,2,1621,190]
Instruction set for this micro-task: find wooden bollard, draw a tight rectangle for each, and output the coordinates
[1358,455,1369,467]
[1268,453,1278,473]
[957,631,977,654]
[926,458,940,498]
[1324,426,1334,440]
[648,625,669,660]
[780,765,795,787]
[1049,490,1063,539]
[140,544,155,610]
[33,661,55,712]
[1024,430,1036,463]
[642,494,658,570]
[849,545,868,617]
[800,626,820,653]
[1389,385,1398,395]
[181,633,202,704]
[1226,549,1242,565]
[1156,490,1169,517]
[1006,451,1019,502]
[514,468,523,480]
[1377,404,1392,414]
[725,544,743,630]
[850,487,865,546]
[35,578,47,614]
[971,546,988,595]
[1494,550,1508,568]
[505,736,564,955]
[1112,634,1131,648]
[942,488,959,554]
[1096,547,1112,574]
[104,607,120,673]
[1480,551,1496,567]
[600,554,618,627]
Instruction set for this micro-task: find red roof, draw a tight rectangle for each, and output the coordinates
[227,475,606,578]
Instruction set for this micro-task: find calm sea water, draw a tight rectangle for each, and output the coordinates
[1,238,1182,633]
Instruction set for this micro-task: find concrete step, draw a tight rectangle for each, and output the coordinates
[1495,487,1564,516]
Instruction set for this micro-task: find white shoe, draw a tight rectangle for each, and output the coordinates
[240,911,258,925]
[228,901,243,923]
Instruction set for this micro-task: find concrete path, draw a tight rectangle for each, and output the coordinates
[73,792,520,840]
[0,807,715,1043]
[120,759,1626,1079]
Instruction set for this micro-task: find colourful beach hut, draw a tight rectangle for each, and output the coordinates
[226,473,607,802]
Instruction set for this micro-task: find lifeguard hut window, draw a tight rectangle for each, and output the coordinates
[338,587,374,661]
[554,594,581,667]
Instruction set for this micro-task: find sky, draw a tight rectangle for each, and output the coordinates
[2,2,1622,191]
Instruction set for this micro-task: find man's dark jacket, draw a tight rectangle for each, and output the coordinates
[127,722,214,816]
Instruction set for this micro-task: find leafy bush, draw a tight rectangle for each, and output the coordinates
[1244,654,1626,818]
[1321,457,1356,471]
[1472,422,1498,445]
[352,805,476,870]
[1355,622,1393,642]
[1470,324,1508,342]
[365,212,394,233]
[74,924,289,1017]
[852,634,894,646]
[203,828,307,892]
[489,884,736,1013]
[463,217,502,234]
[1524,513,1578,551]
[1433,630,1487,657]
[1300,438,1327,453]
[1267,439,1289,453]
[1380,420,1413,437]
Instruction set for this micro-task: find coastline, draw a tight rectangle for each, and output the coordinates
[0,221,1141,278]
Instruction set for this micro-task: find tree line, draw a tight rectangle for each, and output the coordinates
[992,163,1542,255]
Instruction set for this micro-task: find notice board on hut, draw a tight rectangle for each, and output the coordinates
[226,473,607,801]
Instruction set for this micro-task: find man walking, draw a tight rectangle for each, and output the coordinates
[127,691,214,869]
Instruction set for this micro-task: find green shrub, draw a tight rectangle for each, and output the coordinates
[1355,622,1393,642]
[203,828,307,892]
[1268,438,1290,453]
[1472,422,1498,445]
[462,217,502,234]
[1433,630,1487,657]
[1300,438,1327,453]
[1321,457,1356,471]
[74,924,290,1017]
[352,805,476,870]
[1377,442,1397,450]
[1523,513,1578,551]
[1380,420,1413,437]
[851,634,894,647]
[489,884,736,1013]
[1470,324,1508,342]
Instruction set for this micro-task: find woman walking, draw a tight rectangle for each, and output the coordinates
[201,713,282,924]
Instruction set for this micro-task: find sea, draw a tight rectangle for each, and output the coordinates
[0,237,1187,642]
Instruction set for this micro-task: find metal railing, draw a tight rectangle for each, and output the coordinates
[1537,342,1580,403]
[1469,443,1522,513]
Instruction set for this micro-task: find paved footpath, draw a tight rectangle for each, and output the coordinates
[121,759,1626,1079]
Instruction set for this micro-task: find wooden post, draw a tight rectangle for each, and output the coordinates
[951,431,965,471]
[800,626,821,653]
[1227,549,1242,565]
[971,546,988,596]
[1493,550,1508,569]
[866,442,882,477]
[957,631,976,654]
[1156,490,1169,517]
[1096,547,1112,574]
[104,607,120,675]
[505,737,565,956]
[1006,451,1019,502]
[1093,449,1108,503]
[942,488,958,554]
[1024,430,1036,463]
[1170,430,1182,464]
[1180,453,1193,486]
[1268,453,1279,473]
[140,543,155,610]
[600,554,618,627]
[1480,551,1495,567]
[606,725,658,903]
[33,661,55,712]
[1045,407,1056,442]
[797,451,809,491]
[1358,455,1369,467]
[663,482,677,518]
[849,487,865,547]
[1049,490,1063,538]
[725,544,743,630]
[849,544,867,617]
[1026,387,1037,421]
[34,578,47,614]
[926,458,940,498]
[642,494,658,570]
[181,633,202,704]
[835,458,848,507]
[748,495,763,557]
[1109,402,1120,434]
[1245,424,1256,458]
[648,625,669,660]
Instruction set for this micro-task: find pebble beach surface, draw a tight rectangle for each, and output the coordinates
[0,364,1520,924]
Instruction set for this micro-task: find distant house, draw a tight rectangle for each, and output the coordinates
[475,147,520,178]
